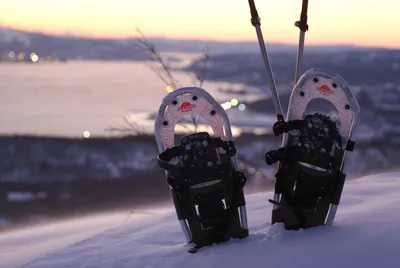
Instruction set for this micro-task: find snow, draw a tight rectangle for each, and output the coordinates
[0,211,158,268]
[2,172,400,268]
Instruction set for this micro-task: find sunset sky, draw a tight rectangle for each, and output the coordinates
[0,0,399,48]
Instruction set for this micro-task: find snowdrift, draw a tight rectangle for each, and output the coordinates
[2,172,400,268]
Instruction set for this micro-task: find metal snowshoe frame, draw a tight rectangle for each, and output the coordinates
[154,86,248,245]
[271,69,360,228]
[248,0,360,227]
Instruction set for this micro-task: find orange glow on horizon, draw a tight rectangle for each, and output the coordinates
[4,24,399,50]
[1,0,399,49]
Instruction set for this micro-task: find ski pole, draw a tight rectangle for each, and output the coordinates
[294,0,309,84]
[247,0,284,121]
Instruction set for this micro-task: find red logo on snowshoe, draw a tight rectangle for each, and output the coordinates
[316,85,334,96]
[178,101,196,112]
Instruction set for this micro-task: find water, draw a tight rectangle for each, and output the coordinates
[0,53,263,137]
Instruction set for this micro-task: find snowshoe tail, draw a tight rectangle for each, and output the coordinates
[268,68,360,230]
[154,87,249,250]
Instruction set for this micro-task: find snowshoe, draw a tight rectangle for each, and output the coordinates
[265,68,360,230]
[155,86,249,253]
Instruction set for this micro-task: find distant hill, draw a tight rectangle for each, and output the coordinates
[138,36,365,54]
[0,26,375,61]
[0,27,149,61]
[186,47,400,87]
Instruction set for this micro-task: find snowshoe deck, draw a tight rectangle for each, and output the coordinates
[266,68,360,230]
[155,87,249,252]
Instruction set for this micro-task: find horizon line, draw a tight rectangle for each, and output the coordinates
[1,24,399,50]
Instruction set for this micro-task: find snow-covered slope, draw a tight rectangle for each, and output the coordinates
[2,172,400,268]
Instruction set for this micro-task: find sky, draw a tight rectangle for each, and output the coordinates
[0,0,399,48]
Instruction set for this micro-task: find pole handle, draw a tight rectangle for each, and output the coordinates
[295,0,309,32]
[248,0,260,26]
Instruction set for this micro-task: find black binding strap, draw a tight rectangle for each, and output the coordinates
[346,140,355,151]
[188,244,204,254]
[272,115,343,148]
[188,208,232,254]
[157,137,236,174]
[157,146,186,174]
[267,114,343,172]
[272,119,303,136]
[188,233,226,254]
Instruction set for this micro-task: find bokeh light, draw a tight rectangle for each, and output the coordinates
[247,167,256,175]
[17,52,25,61]
[8,51,15,60]
[221,101,232,110]
[30,53,39,63]
[230,98,238,106]
[83,130,91,138]
[255,171,263,179]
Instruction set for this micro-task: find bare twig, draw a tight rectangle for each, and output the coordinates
[198,46,210,88]
[133,27,210,89]
[105,115,148,137]
[133,27,181,89]
[133,27,212,133]
[109,27,211,137]
[143,61,171,86]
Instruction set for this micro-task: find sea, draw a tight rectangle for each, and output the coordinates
[0,53,266,138]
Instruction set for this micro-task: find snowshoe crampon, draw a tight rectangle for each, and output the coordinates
[154,87,249,253]
[265,68,360,230]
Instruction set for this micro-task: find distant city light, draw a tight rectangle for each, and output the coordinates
[238,103,246,111]
[30,52,39,63]
[221,101,232,110]
[2,51,58,63]
[17,52,25,61]
[83,130,91,138]
[8,51,15,60]
[255,171,263,179]
[247,167,256,175]
[165,85,174,93]
[230,98,239,106]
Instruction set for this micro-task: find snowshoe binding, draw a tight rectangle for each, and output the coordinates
[155,87,249,253]
[265,68,360,230]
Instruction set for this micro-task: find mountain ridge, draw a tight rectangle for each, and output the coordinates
[0,26,393,58]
